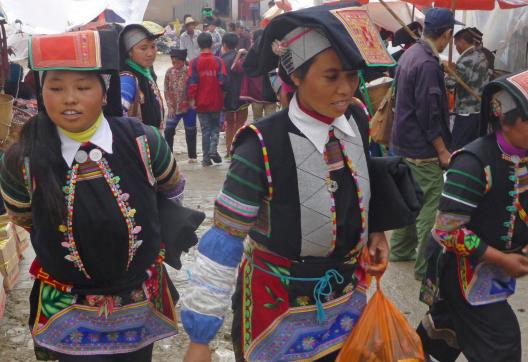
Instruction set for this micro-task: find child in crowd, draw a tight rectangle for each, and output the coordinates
[164,48,197,163]
[188,32,227,167]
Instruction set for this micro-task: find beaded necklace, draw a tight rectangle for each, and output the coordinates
[59,156,142,278]
[322,129,367,256]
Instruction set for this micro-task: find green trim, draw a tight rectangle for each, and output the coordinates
[445,180,484,197]
[222,190,260,207]
[151,126,162,163]
[446,169,485,187]
[232,154,264,174]
[227,171,265,192]
[126,59,153,82]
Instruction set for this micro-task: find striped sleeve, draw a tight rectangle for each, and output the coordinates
[433,152,488,258]
[145,125,185,201]
[181,131,266,344]
[0,155,32,228]
[120,73,137,116]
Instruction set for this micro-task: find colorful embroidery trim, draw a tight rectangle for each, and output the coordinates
[329,8,395,66]
[59,156,142,278]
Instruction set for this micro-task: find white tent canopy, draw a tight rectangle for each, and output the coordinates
[0,0,149,34]
[460,7,528,72]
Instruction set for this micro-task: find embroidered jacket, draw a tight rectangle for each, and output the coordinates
[0,117,184,292]
[180,98,389,360]
[432,133,528,304]
[164,64,190,116]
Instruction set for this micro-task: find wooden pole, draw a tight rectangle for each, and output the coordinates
[448,0,458,65]
[377,0,481,102]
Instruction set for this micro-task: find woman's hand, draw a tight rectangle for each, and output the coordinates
[183,343,211,362]
[365,232,389,276]
[481,245,528,278]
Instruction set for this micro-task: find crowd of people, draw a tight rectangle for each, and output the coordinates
[0,2,527,362]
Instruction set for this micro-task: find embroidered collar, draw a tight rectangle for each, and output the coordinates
[496,131,528,163]
[288,93,355,154]
[58,116,113,167]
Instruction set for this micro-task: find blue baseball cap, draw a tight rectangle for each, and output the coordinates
[425,8,464,29]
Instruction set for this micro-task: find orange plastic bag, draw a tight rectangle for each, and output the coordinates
[336,277,425,362]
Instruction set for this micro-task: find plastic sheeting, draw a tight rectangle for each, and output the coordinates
[461,7,528,72]
[0,0,149,34]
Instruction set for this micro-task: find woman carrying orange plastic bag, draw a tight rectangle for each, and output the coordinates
[337,249,425,362]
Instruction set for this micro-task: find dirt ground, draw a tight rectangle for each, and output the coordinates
[0,55,527,361]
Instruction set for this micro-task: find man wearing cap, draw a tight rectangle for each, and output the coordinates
[445,28,491,151]
[417,70,528,362]
[390,8,461,280]
[180,17,202,61]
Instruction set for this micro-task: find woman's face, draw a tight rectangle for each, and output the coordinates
[502,116,528,150]
[42,70,105,133]
[129,38,157,68]
[292,48,359,118]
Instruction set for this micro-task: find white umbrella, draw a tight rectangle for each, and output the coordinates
[364,0,425,33]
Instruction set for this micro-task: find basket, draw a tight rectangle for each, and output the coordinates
[365,77,393,112]
[0,94,14,140]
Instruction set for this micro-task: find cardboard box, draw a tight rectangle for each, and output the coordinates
[0,237,18,277]
[0,273,5,313]
[7,223,30,258]
[0,273,5,320]
[3,263,19,291]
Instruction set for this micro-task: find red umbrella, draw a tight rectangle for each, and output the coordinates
[402,0,528,10]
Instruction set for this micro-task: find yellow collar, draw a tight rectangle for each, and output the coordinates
[58,113,103,143]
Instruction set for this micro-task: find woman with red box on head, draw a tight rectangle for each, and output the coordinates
[0,29,192,362]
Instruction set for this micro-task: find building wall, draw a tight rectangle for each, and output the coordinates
[144,0,211,25]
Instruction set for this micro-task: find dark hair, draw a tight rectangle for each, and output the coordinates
[236,22,244,30]
[205,16,215,25]
[423,25,453,40]
[454,29,476,45]
[279,56,316,90]
[197,32,213,49]
[222,32,238,50]
[4,71,107,226]
[227,22,236,32]
[214,18,222,27]
[493,100,525,131]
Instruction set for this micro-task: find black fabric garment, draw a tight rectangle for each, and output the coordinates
[455,135,528,253]
[120,62,163,128]
[418,254,521,362]
[29,117,162,294]
[221,49,245,111]
[451,113,480,151]
[232,104,371,259]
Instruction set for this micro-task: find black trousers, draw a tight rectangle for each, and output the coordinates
[57,344,154,362]
[451,113,480,151]
[418,255,521,362]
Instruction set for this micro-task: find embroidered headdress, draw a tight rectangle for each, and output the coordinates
[481,69,528,134]
[29,28,122,117]
[244,2,396,76]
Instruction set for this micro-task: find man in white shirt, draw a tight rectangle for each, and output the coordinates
[179,17,202,61]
